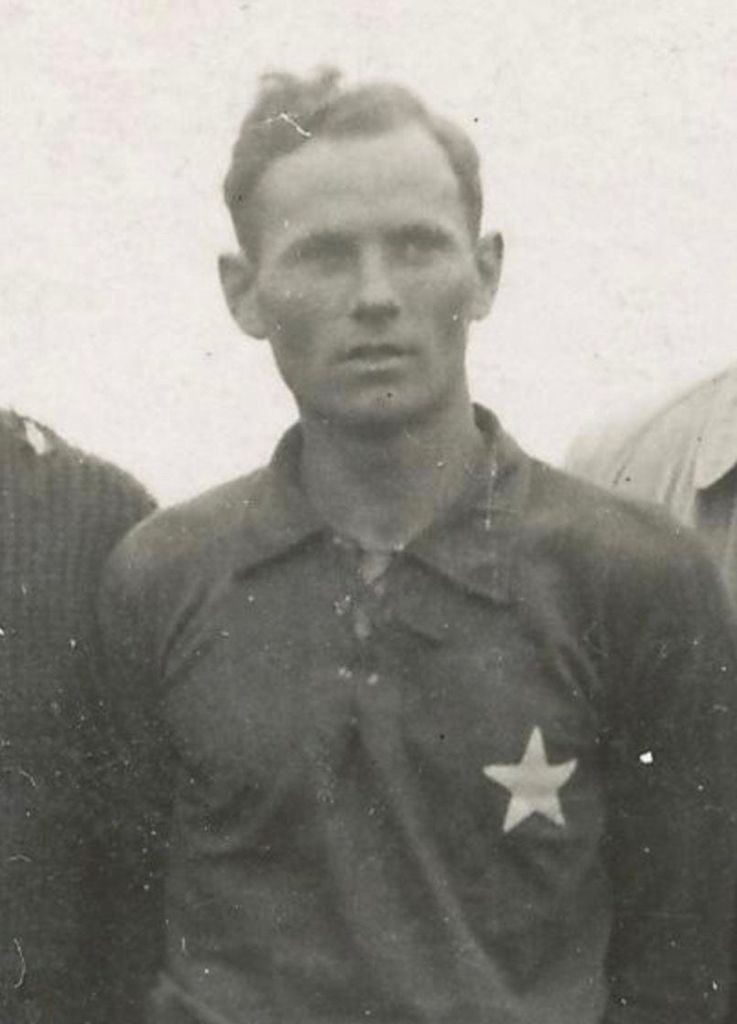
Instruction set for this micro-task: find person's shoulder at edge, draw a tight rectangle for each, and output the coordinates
[565,365,737,490]
[0,407,155,522]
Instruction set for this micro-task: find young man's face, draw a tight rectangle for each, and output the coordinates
[235,124,498,432]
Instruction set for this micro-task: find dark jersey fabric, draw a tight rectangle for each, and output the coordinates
[99,407,737,1024]
[0,411,155,1024]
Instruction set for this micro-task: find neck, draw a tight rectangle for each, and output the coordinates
[300,398,484,550]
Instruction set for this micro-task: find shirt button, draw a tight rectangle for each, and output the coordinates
[372,578,386,598]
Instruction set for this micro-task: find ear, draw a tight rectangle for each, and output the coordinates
[469,231,504,322]
[218,251,267,339]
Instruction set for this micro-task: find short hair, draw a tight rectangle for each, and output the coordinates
[223,68,483,255]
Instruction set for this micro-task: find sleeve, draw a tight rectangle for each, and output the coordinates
[600,539,737,1023]
[563,415,633,486]
[564,428,613,483]
[86,538,175,1024]
[69,471,159,1024]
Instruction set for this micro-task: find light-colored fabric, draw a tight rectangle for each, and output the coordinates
[567,366,737,603]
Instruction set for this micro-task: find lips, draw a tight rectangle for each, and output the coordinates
[343,343,409,362]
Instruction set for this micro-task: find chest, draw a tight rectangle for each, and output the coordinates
[160,548,605,840]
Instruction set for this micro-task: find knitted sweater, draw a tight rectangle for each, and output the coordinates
[0,411,155,1024]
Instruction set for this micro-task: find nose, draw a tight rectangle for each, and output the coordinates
[351,246,400,326]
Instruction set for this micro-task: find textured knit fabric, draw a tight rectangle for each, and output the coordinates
[99,407,737,1024]
[0,410,155,1024]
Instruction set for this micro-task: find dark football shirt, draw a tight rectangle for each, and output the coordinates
[99,407,737,1024]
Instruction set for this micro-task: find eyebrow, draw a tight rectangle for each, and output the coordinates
[284,230,354,261]
[282,221,461,263]
[386,222,458,245]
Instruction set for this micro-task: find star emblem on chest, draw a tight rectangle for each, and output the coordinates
[483,727,578,833]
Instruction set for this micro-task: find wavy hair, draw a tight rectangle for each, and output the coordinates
[223,68,483,255]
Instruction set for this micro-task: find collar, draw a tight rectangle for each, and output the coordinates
[692,368,737,490]
[233,405,531,604]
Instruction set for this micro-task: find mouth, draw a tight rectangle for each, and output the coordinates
[342,343,410,364]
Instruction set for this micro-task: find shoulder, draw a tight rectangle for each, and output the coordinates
[566,369,734,492]
[523,457,712,596]
[0,410,155,536]
[104,467,267,600]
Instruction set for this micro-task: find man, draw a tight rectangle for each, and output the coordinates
[0,410,154,1023]
[99,70,737,1023]
[567,366,737,605]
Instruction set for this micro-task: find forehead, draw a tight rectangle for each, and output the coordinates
[253,126,468,239]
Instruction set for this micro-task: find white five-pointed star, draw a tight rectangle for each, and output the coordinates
[483,727,578,833]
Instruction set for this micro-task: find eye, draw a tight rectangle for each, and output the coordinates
[290,235,353,272]
[392,229,452,264]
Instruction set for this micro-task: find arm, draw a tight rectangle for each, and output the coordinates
[86,538,174,1024]
[601,542,737,1023]
[62,466,158,1024]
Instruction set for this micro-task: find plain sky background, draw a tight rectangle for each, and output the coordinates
[2,0,736,503]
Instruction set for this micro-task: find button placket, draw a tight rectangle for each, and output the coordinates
[331,536,395,685]
[352,605,373,642]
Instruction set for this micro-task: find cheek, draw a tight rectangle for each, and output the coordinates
[406,267,477,327]
[257,273,350,337]
[256,278,341,388]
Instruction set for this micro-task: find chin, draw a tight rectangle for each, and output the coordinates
[321,393,434,436]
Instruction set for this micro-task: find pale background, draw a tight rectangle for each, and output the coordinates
[2,0,735,503]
